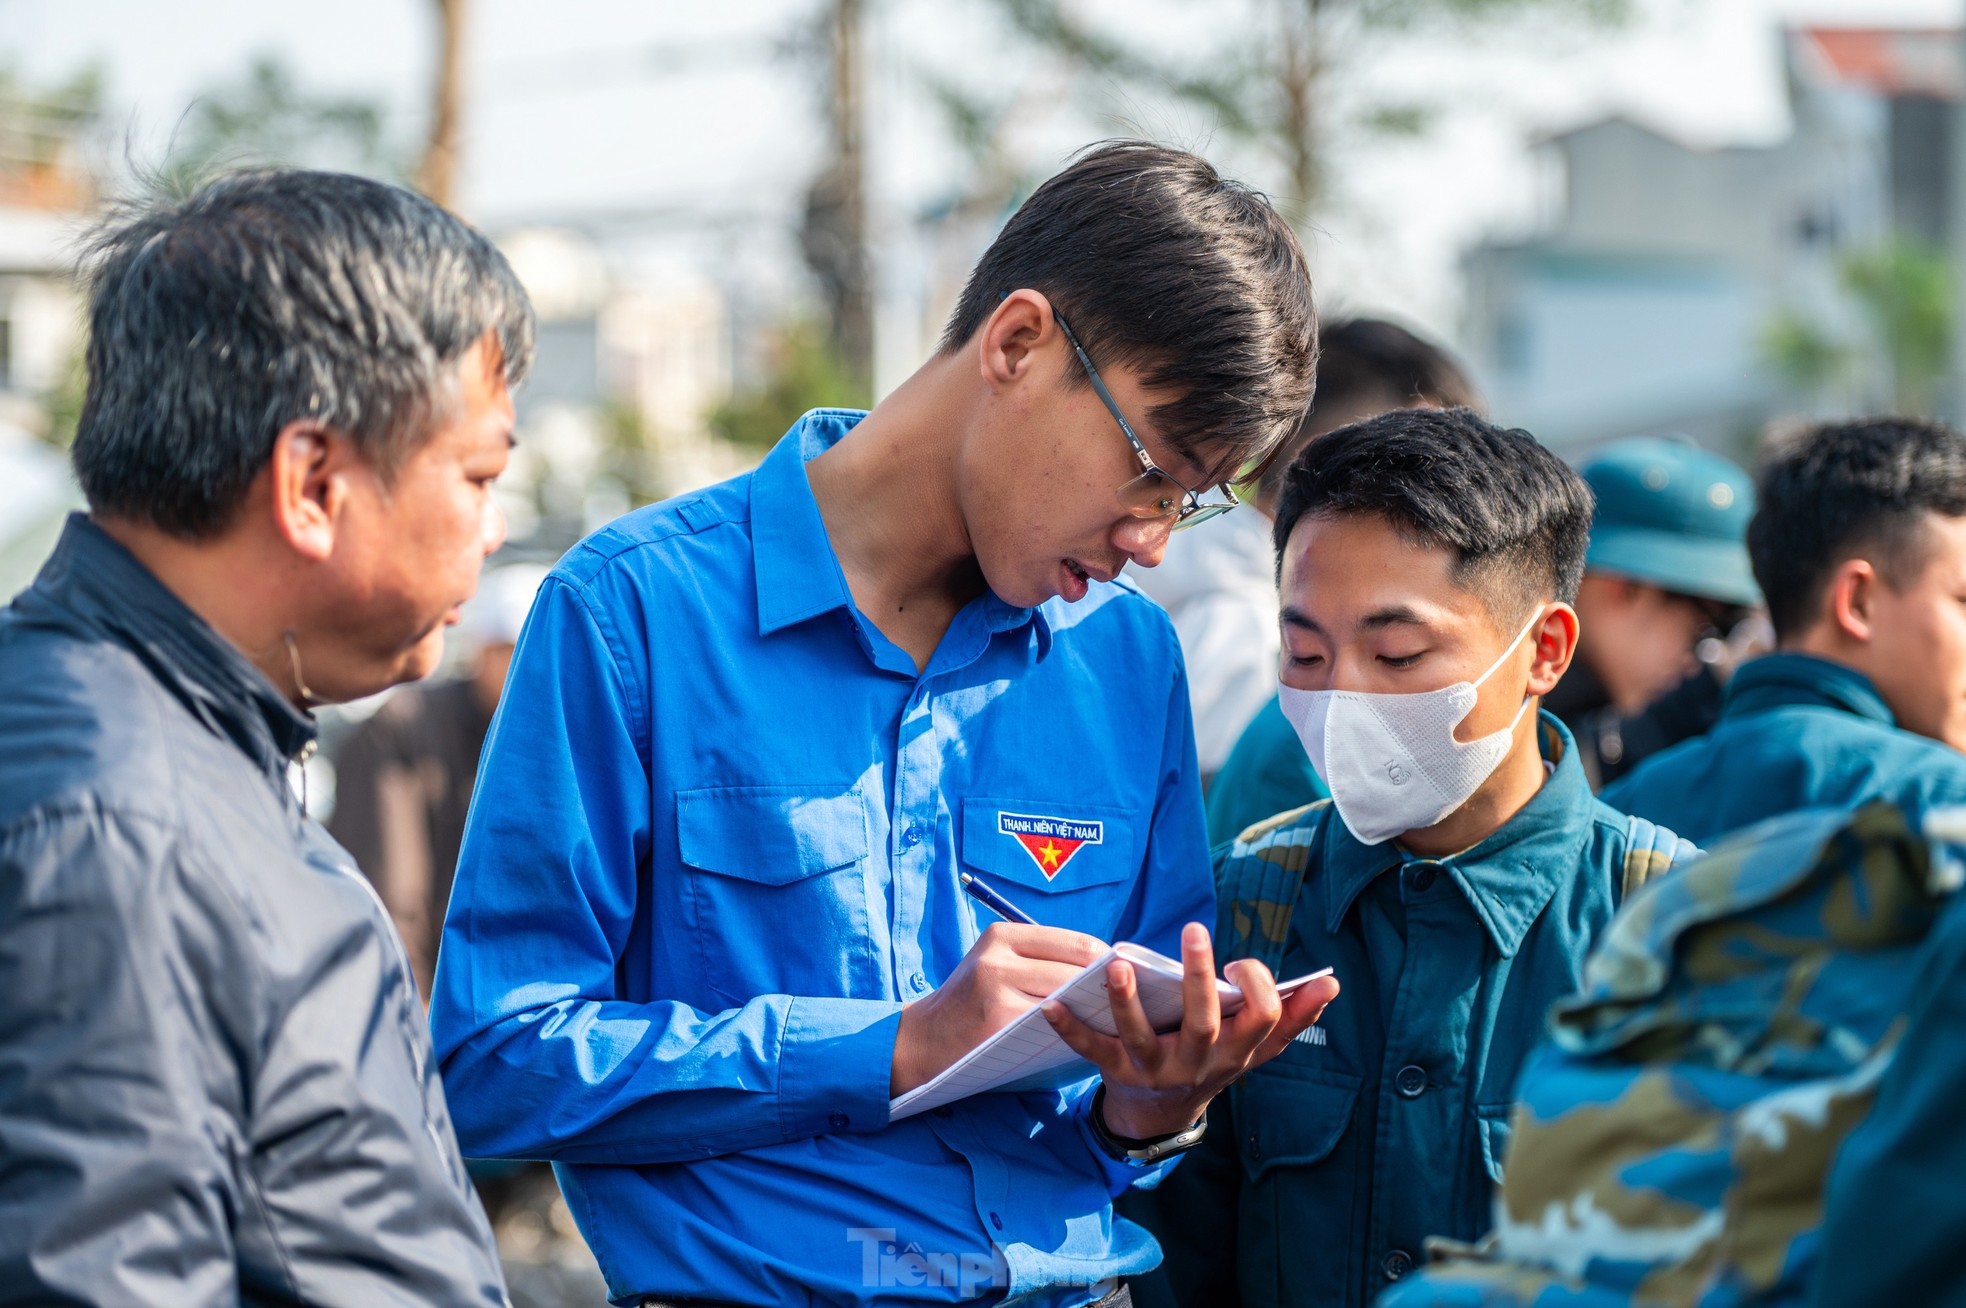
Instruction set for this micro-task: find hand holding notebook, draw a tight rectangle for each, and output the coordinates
[890,941,1334,1120]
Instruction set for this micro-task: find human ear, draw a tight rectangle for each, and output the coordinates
[1524,603,1581,696]
[1827,559,1878,644]
[977,289,1054,389]
[266,420,349,564]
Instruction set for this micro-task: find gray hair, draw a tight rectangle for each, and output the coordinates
[72,168,535,538]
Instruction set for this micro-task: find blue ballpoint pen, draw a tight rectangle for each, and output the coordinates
[959,871,1039,926]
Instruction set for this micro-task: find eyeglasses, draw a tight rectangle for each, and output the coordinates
[1051,310,1242,531]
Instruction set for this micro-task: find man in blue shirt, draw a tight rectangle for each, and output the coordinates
[429,142,1337,1307]
[1129,408,1693,1308]
[1604,417,1966,845]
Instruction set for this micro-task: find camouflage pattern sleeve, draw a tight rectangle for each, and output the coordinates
[1813,848,1966,1307]
[1214,800,1330,975]
[1381,802,1957,1308]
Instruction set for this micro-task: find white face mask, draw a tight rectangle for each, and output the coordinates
[1277,610,1545,846]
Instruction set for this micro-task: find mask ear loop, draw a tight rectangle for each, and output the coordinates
[1471,607,1550,690]
[1470,607,1549,740]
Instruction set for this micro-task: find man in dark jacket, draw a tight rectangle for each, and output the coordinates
[0,169,533,1306]
[1546,437,1761,790]
[1604,417,1966,844]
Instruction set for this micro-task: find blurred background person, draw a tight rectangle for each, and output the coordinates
[1185,318,1479,840]
[1604,416,1966,846]
[1545,437,1764,789]
[329,561,549,1002]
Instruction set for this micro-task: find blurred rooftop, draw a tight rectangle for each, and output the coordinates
[1795,26,1962,100]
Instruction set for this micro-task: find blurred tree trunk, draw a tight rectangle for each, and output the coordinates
[801,0,874,395]
[1275,0,1326,227]
[416,0,467,209]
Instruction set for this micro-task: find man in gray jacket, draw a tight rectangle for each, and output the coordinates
[0,169,533,1306]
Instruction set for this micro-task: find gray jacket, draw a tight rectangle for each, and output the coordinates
[0,516,507,1307]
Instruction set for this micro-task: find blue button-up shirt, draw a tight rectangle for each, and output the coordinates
[430,411,1213,1307]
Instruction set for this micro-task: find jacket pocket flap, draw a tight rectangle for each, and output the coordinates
[1236,1066,1361,1182]
[1477,1103,1514,1183]
[960,798,1135,892]
[677,785,869,885]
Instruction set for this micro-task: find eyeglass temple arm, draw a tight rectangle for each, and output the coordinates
[1051,312,1159,476]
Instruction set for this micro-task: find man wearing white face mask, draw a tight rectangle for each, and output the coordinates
[1127,407,1695,1308]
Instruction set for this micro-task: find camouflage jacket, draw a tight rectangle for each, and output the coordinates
[1126,715,1693,1308]
[1380,801,1959,1308]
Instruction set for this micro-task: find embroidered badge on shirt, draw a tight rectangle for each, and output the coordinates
[998,812,1103,880]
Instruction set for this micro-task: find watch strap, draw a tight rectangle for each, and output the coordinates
[1088,1084,1209,1165]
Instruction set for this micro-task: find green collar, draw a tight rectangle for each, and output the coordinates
[1320,711,1595,958]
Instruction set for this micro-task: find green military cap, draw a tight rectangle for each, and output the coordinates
[1580,436,1759,607]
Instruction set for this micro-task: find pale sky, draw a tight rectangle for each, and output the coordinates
[6,0,1962,357]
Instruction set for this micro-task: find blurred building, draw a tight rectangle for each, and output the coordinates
[492,226,744,551]
[0,80,90,599]
[1464,25,1960,452]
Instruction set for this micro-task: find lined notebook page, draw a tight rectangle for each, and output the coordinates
[889,942,1331,1120]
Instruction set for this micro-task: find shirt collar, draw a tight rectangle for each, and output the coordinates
[751,410,860,636]
[29,514,317,784]
[1322,710,1592,958]
[748,408,1052,657]
[1721,652,1894,726]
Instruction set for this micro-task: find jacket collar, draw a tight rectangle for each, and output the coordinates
[1323,711,1594,958]
[1721,652,1893,726]
[29,514,316,786]
[749,408,1052,657]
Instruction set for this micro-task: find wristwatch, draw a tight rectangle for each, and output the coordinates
[1088,1084,1209,1165]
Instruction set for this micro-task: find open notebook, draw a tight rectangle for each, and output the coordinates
[889,941,1334,1121]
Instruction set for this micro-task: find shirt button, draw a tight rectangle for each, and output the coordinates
[989,1211,1004,1231]
[909,972,929,993]
[1410,865,1438,892]
[900,824,922,848]
[1395,1064,1428,1098]
[1383,1249,1415,1281]
[828,1112,850,1129]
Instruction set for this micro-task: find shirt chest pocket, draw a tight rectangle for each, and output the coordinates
[676,784,880,1007]
[1234,1065,1364,1296]
[959,798,1138,939]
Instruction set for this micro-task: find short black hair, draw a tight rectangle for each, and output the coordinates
[1258,317,1480,496]
[73,168,535,539]
[941,140,1317,475]
[1271,407,1592,620]
[1749,417,1966,640]
[1309,317,1478,422]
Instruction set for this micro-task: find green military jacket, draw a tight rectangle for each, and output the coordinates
[1126,715,1690,1308]
[1381,801,1958,1308]
[1603,652,1966,847]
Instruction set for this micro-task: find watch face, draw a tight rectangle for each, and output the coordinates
[1135,1116,1209,1163]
